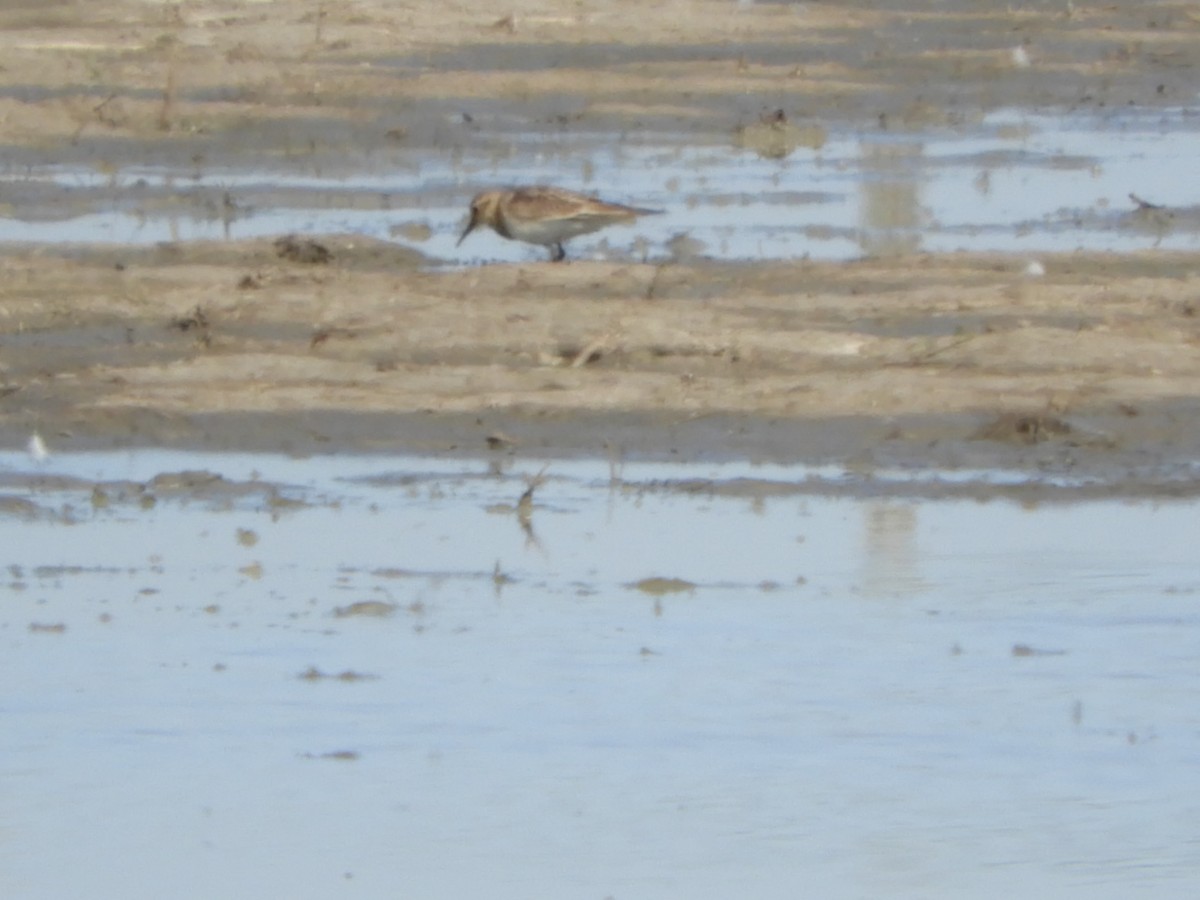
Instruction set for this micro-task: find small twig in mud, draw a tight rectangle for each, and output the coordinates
[517,465,549,518]
[158,60,177,132]
[645,263,668,301]
[1129,193,1164,211]
[902,334,978,366]
[314,3,326,45]
[1128,193,1175,248]
[516,465,550,544]
[569,336,609,368]
[492,560,514,597]
[92,93,118,120]
[606,442,625,488]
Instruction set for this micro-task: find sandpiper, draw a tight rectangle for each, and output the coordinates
[456,186,661,262]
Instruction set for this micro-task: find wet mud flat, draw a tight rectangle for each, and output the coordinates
[3,240,1200,496]
[1,0,1196,149]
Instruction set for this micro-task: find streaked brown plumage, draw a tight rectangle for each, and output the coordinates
[457,186,661,262]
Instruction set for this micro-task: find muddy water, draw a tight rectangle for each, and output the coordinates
[3,450,1198,899]
[3,108,1198,262]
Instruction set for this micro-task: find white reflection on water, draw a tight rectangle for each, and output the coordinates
[2,451,1199,899]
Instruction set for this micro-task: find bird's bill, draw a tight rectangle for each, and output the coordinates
[456,212,479,247]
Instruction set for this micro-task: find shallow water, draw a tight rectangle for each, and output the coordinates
[3,450,1199,898]
[1,108,1198,262]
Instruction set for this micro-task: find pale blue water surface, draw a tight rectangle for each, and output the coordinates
[2,450,1198,899]
[1,108,1197,263]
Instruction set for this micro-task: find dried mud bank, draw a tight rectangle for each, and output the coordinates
[2,239,1199,494]
[0,0,1196,153]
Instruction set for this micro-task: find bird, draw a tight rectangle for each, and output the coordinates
[456,186,661,262]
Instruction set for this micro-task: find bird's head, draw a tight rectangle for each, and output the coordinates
[457,191,503,246]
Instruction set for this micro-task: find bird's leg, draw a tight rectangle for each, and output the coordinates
[549,242,566,263]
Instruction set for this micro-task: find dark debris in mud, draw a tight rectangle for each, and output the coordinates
[274,235,333,265]
[973,413,1074,445]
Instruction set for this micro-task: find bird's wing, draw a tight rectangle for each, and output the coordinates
[508,187,644,223]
